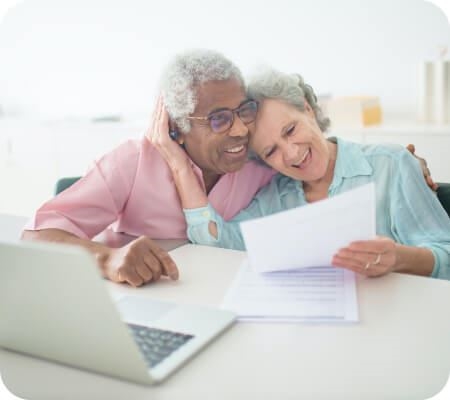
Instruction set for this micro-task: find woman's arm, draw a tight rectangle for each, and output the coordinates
[333,149,450,279]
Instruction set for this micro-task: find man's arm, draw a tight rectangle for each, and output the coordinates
[406,144,438,191]
[22,229,179,286]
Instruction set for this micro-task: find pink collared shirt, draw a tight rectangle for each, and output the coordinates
[26,137,276,239]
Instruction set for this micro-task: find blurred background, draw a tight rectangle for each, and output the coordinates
[0,0,449,216]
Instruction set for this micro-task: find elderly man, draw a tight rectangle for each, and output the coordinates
[22,49,275,287]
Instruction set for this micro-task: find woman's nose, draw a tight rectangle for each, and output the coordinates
[282,143,298,165]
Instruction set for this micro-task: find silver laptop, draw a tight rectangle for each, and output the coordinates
[0,240,236,385]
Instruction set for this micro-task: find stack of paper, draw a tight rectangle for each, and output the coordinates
[222,261,358,322]
[222,183,376,323]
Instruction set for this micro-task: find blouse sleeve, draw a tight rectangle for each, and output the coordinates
[391,149,450,279]
[184,176,283,250]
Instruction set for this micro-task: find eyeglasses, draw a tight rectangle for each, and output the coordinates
[186,100,258,134]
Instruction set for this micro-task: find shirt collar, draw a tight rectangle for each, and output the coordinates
[330,137,373,189]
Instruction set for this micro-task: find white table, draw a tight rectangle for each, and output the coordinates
[1,215,450,399]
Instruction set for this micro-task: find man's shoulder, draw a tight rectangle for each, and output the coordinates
[98,137,154,166]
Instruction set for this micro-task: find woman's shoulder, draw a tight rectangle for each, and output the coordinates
[361,141,406,155]
[345,139,412,165]
[342,139,421,177]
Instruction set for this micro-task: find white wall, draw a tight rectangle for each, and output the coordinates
[0,0,449,119]
[0,0,449,216]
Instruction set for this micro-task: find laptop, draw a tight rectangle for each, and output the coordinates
[0,240,236,385]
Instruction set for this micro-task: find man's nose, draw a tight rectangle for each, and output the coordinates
[228,114,249,137]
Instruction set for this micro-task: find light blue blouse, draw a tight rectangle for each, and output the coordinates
[184,138,450,280]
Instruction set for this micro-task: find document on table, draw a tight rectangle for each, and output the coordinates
[239,183,376,273]
[222,261,358,322]
[222,184,375,322]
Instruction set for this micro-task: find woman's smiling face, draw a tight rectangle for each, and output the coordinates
[249,99,333,183]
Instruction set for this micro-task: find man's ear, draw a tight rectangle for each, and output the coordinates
[169,120,185,146]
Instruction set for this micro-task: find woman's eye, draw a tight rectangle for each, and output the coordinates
[286,125,295,136]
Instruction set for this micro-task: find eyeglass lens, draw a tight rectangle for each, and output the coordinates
[209,101,258,133]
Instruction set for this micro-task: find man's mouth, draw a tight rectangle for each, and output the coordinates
[225,144,246,154]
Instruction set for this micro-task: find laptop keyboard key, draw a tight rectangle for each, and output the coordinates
[127,323,194,369]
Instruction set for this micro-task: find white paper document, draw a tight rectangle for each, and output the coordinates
[222,261,358,322]
[240,183,376,273]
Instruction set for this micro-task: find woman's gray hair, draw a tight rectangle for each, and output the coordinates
[160,49,244,133]
[247,68,330,132]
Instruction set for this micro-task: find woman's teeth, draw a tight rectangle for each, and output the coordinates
[225,145,245,153]
[293,149,310,167]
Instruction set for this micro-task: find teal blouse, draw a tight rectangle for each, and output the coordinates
[184,138,450,280]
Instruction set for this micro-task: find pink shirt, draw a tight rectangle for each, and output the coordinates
[26,137,276,239]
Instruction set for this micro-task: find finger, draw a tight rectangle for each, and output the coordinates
[406,144,415,154]
[159,107,170,142]
[335,248,379,266]
[332,256,379,277]
[135,262,154,283]
[426,175,439,191]
[346,240,387,254]
[146,241,179,280]
[143,252,163,281]
[108,269,125,283]
[331,256,367,274]
[147,96,163,141]
[332,254,364,271]
[152,97,163,140]
[118,267,144,287]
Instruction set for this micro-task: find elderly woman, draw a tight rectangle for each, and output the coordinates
[151,68,450,280]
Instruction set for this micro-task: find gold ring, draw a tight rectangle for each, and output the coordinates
[373,253,382,265]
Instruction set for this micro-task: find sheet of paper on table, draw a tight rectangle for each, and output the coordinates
[224,183,376,322]
[222,260,359,322]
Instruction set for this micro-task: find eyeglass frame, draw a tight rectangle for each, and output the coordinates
[186,99,259,134]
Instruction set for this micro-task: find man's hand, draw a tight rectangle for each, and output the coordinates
[406,144,438,191]
[147,96,191,174]
[97,236,179,287]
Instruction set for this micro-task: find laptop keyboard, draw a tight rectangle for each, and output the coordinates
[127,323,194,368]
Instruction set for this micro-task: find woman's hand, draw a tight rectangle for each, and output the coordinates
[331,236,398,277]
[147,96,191,174]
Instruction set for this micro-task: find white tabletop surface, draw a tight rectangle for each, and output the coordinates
[1,216,450,399]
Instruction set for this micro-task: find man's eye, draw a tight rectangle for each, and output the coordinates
[264,148,275,158]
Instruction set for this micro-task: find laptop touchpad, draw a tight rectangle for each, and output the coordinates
[115,296,176,324]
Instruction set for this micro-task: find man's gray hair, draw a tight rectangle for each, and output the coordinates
[247,68,330,132]
[160,49,244,133]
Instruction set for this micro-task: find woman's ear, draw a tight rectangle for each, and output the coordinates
[304,100,314,116]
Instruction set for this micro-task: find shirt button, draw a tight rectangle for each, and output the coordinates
[202,210,210,218]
